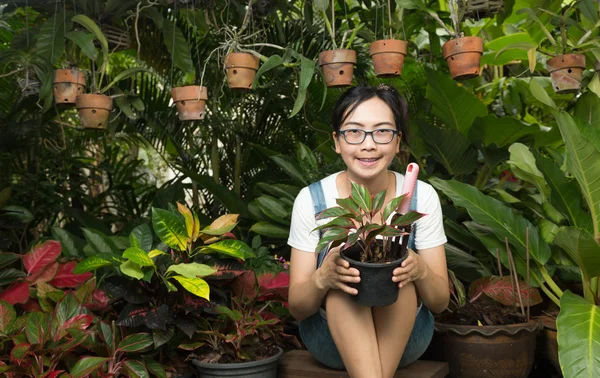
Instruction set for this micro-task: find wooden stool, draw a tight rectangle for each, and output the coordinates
[279,350,449,378]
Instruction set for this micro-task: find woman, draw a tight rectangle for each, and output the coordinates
[287,85,449,378]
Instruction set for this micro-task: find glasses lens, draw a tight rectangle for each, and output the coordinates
[344,130,365,144]
[373,129,395,143]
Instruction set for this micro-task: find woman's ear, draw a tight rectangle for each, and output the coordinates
[395,131,402,154]
[333,132,341,154]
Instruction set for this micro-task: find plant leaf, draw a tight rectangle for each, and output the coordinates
[51,227,82,257]
[70,357,110,378]
[124,359,150,378]
[554,227,600,279]
[172,276,209,300]
[162,19,195,74]
[130,224,153,252]
[66,30,97,60]
[350,181,371,213]
[200,239,255,259]
[117,333,154,353]
[71,14,108,63]
[0,282,29,305]
[290,58,316,117]
[152,208,187,251]
[23,240,61,276]
[120,261,145,280]
[49,262,93,288]
[74,256,113,274]
[167,263,216,278]
[0,300,16,334]
[123,247,155,268]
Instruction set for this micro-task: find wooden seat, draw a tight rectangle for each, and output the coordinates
[279,350,449,378]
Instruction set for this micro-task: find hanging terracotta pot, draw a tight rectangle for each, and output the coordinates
[546,54,586,94]
[171,86,208,121]
[319,49,357,87]
[53,68,86,105]
[224,53,260,90]
[442,36,484,81]
[75,94,113,129]
[370,40,408,77]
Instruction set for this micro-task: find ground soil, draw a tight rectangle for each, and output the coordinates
[435,296,527,326]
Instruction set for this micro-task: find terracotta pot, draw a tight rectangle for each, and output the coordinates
[171,86,208,121]
[546,54,586,94]
[442,36,484,81]
[53,68,86,105]
[224,53,260,90]
[318,49,357,87]
[75,94,113,129]
[370,39,408,77]
[435,320,542,378]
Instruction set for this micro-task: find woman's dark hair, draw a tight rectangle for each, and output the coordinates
[331,84,409,144]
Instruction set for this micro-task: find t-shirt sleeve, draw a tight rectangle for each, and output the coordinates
[414,184,447,250]
[287,187,320,253]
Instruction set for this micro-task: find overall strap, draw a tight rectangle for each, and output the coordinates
[309,181,328,268]
[407,181,419,251]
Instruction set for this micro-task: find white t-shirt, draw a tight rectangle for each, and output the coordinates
[288,171,447,253]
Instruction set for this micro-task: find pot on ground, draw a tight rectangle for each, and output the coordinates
[192,347,283,378]
[53,68,86,105]
[537,315,561,375]
[340,241,408,307]
[546,54,586,94]
[318,49,356,87]
[442,36,483,81]
[171,86,208,121]
[224,53,260,90]
[434,320,542,378]
[75,93,113,129]
[370,39,408,77]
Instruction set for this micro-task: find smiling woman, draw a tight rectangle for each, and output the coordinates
[287,85,449,378]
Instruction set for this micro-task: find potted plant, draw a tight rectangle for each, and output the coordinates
[53,66,86,105]
[70,14,146,129]
[428,0,484,80]
[312,181,425,307]
[315,0,363,87]
[369,1,408,77]
[172,71,209,121]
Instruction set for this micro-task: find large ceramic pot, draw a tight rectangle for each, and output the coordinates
[442,36,483,81]
[340,240,408,307]
[192,347,283,378]
[435,320,542,378]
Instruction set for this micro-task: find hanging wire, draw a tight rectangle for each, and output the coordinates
[170,1,177,87]
[387,0,392,39]
[381,0,385,40]
[374,0,378,41]
[192,0,202,85]
[50,0,59,66]
[25,0,29,46]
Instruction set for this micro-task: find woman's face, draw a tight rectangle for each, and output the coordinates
[334,97,401,184]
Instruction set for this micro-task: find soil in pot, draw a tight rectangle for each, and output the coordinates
[171,86,208,121]
[75,94,113,129]
[318,49,357,87]
[442,36,483,81]
[546,54,586,94]
[53,68,86,105]
[193,346,283,378]
[224,53,260,90]
[370,39,407,77]
[341,240,408,307]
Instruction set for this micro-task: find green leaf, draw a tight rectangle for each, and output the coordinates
[82,228,121,256]
[74,256,112,274]
[249,222,290,238]
[350,182,371,213]
[290,58,316,117]
[151,208,187,251]
[556,112,600,242]
[318,206,352,219]
[557,291,600,378]
[144,358,167,378]
[424,67,487,135]
[120,261,145,280]
[153,326,175,348]
[71,357,110,377]
[0,253,21,270]
[430,178,551,264]
[470,116,540,148]
[574,92,600,130]
[0,300,16,334]
[315,228,350,253]
[37,14,69,65]
[56,293,81,327]
[177,203,195,239]
[507,143,550,202]
[372,190,387,215]
[417,120,478,175]
[130,224,153,252]
[172,276,209,300]
[390,211,425,226]
[529,79,556,108]
[256,195,290,224]
[123,247,155,268]
[51,227,82,257]
[201,239,255,259]
[72,14,108,63]
[335,198,361,216]
[0,268,24,286]
[148,249,167,259]
[167,263,216,278]
[269,155,309,186]
[66,31,97,60]
[123,360,150,378]
[313,217,355,231]
[382,195,405,222]
[2,206,33,223]
[101,67,146,94]
[554,227,600,280]
[117,332,154,352]
[253,54,284,89]
[162,19,195,75]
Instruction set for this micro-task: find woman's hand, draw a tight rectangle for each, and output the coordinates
[393,249,428,288]
[315,246,360,295]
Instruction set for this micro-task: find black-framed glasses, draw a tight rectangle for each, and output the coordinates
[339,129,398,144]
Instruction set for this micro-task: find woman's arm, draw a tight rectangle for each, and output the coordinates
[393,245,449,314]
[289,247,361,321]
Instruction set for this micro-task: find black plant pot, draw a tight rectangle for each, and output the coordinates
[340,241,408,307]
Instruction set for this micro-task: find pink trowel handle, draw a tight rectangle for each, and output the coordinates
[397,163,419,215]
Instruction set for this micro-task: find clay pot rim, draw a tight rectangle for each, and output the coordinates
[172,86,209,101]
[435,319,543,336]
[319,49,357,65]
[224,52,260,70]
[54,68,87,85]
[370,39,408,56]
[442,36,484,59]
[546,54,586,73]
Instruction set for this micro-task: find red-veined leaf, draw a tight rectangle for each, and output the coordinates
[123,359,150,378]
[468,276,543,306]
[49,262,93,288]
[70,357,110,378]
[26,261,59,284]
[117,333,153,352]
[0,300,16,333]
[23,240,61,276]
[10,343,30,365]
[59,314,93,338]
[84,289,108,310]
[0,281,30,304]
[40,370,65,378]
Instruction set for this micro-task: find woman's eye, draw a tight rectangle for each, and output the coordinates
[348,130,360,134]
[376,129,392,135]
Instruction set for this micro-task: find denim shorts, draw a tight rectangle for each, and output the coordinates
[298,302,434,370]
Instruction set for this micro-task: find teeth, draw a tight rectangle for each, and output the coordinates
[359,158,378,162]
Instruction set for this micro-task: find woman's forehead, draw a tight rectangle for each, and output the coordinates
[343,98,395,124]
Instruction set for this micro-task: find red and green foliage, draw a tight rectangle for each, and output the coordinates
[468,276,543,307]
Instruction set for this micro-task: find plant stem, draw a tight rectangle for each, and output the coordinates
[187,125,200,209]
[321,10,336,49]
[234,135,241,196]
[211,134,220,185]
[540,265,564,298]
[387,0,393,39]
[474,163,491,190]
[540,283,561,306]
